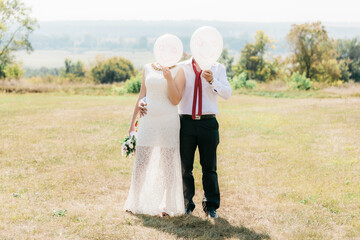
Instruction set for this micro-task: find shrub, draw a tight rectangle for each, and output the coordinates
[245,79,257,89]
[91,57,136,84]
[125,74,142,93]
[230,72,257,89]
[287,72,312,90]
[332,80,343,87]
[4,64,23,79]
[111,85,126,95]
[230,72,247,89]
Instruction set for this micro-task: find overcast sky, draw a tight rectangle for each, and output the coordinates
[24,0,360,22]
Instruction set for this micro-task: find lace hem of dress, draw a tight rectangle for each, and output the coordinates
[124,146,185,216]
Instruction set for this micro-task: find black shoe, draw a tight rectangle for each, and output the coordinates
[206,209,218,218]
[185,208,193,216]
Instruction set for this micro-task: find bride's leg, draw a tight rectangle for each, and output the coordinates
[130,146,153,207]
[159,147,176,214]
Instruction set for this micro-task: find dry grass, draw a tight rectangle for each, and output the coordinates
[0,93,359,239]
[323,83,360,97]
[0,79,122,95]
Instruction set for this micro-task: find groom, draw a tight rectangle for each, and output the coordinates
[140,57,231,218]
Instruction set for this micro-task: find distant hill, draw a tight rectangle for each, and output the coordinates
[30,20,360,55]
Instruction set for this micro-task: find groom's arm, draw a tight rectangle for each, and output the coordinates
[209,64,232,100]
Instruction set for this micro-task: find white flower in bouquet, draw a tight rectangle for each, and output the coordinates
[121,132,137,158]
[121,143,127,156]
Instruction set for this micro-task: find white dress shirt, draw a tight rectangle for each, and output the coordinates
[178,57,231,115]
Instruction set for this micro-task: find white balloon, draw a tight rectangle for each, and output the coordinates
[153,34,183,67]
[190,26,223,70]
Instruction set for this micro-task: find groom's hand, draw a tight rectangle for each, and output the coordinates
[139,99,147,117]
[202,70,213,82]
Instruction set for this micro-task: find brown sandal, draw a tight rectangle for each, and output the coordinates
[159,212,169,218]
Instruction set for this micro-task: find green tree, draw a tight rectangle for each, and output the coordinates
[287,21,341,82]
[218,48,234,78]
[267,55,287,81]
[336,38,360,82]
[0,0,37,78]
[62,58,86,77]
[4,62,22,79]
[234,31,275,81]
[91,57,136,84]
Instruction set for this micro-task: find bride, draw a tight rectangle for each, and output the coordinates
[124,56,186,217]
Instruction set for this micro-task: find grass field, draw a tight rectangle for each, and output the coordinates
[0,93,359,239]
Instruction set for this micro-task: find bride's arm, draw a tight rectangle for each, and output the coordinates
[128,69,146,135]
[163,67,185,105]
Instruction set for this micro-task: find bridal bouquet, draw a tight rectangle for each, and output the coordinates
[121,121,138,157]
[121,134,136,157]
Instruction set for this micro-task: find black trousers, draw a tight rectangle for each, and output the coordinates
[180,116,220,212]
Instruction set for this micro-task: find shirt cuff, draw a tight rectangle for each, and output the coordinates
[209,78,221,93]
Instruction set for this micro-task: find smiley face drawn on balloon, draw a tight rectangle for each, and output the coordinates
[195,36,216,59]
[197,39,204,47]
[190,26,223,70]
[153,34,183,67]
[158,43,174,62]
[159,45,179,62]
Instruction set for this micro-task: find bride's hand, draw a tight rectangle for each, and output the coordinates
[163,67,172,81]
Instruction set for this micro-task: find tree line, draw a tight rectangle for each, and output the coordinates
[218,22,360,90]
[1,0,360,90]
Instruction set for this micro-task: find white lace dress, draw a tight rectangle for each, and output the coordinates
[124,64,185,216]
